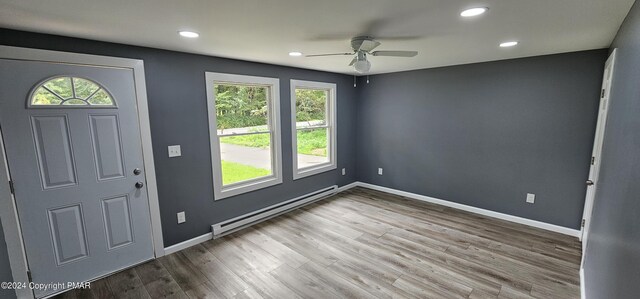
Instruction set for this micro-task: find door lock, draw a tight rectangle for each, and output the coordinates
[133,168,142,175]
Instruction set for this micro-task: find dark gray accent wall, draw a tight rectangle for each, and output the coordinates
[0,220,16,299]
[0,29,358,247]
[356,50,607,229]
[584,1,640,298]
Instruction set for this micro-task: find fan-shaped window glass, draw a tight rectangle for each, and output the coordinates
[30,76,115,107]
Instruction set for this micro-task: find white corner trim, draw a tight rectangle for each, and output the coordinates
[163,181,359,255]
[580,267,586,299]
[356,182,581,237]
[337,181,360,193]
[164,232,213,255]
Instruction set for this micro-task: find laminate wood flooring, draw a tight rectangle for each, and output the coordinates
[56,187,581,299]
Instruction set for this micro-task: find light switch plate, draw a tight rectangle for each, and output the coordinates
[526,193,535,204]
[378,168,383,175]
[177,211,186,224]
[342,168,346,175]
[168,145,181,158]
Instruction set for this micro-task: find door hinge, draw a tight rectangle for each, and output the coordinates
[601,89,606,98]
[591,156,595,165]
[582,219,586,228]
[26,270,32,282]
[8,180,15,194]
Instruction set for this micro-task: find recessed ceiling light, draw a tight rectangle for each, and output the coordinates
[178,31,199,38]
[500,41,519,48]
[460,7,488,17]
[289,51,303,57]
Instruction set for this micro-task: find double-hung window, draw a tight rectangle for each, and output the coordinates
[290,80,337,179]
[206,72,282,199]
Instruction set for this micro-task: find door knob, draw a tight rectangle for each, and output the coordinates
[135,182,145,189]
[586,180,594,186]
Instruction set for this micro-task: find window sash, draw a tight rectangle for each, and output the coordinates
[213,83,272,133]
[290,80,337,179]
[295,125,330,131]
[206,72,282,200]
[217,129,272,137]
[220,132,275,187]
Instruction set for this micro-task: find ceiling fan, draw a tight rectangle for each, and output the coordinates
[306,36,418,73]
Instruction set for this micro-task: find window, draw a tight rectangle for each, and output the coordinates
[206,72,282,199]
[290,80,337,179]
[30,76,115,107]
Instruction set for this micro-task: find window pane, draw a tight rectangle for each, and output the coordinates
[220,133,272,185]
[73,78,100,99]
[62,99,87,105]
[215,84,269,135]
[297,128,329,169]
[31,77,115,107]
[295,89,327,128]
[44,77,73,99]
[87,89,114,105]
[32,87,63,105]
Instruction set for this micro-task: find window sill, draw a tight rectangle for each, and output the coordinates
[293,163,337,180]
[214,175,283,200]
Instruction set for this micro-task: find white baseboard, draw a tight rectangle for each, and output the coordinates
[164,181,359,255]
[356,182,581,237]
[164,232,212,255]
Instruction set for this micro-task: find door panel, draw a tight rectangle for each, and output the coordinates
[48,204,89,265]
[89,114,126,180]
[0,58,154,298]
[31,115,78,189]
[101,195,134,250]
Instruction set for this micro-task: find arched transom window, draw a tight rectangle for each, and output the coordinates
[30,76,116,107]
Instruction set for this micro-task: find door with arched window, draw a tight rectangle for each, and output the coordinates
[0,59,154,298]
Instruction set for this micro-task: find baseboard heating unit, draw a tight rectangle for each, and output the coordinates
[211,185,338,238]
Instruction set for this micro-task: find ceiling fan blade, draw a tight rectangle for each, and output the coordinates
[348,57,357,66]
[358,40,381,52]
[371,50,418,57]
[306,52,353,57]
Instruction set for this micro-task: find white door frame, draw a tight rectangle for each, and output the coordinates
[580,49,617,266]
[0,46,165,298]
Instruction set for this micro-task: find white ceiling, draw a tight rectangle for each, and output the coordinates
[0,0,635,75]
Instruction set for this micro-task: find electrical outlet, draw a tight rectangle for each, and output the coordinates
[526,193,535,204]
[177,211,186,224]
[168,145,182,158]
[342,168,346,175]
[378,168,383,175]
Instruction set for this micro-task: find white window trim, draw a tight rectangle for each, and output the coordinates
[290,79,337,180]
[205,72,283,200]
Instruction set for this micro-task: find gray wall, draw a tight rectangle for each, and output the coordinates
[356,50,607,229]
[0,29,358,248]
[584,1,640,298]
[0,220,16,299]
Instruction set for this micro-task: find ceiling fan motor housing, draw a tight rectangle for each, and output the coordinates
[351,36,375,51]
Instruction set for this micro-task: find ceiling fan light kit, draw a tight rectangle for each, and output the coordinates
[306,36,418,74]
[354,59,371,73]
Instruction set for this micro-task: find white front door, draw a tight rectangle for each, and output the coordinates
[0,58,155,298]
[580,49,617,266]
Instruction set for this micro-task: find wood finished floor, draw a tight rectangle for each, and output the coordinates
[57,187,581,299]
